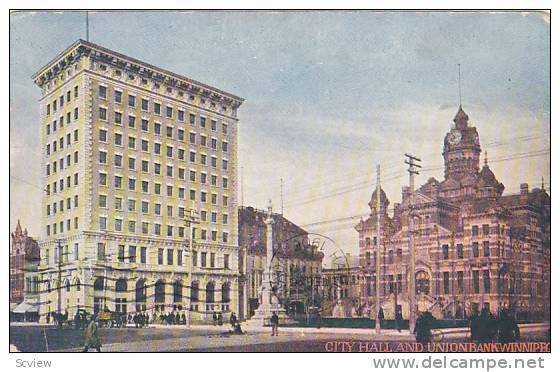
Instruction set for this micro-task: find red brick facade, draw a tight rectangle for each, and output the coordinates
[356,106,550,320]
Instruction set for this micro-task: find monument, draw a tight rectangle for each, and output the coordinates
[246,200,289,326]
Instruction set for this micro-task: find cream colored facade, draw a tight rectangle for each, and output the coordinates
[33,40,243,323]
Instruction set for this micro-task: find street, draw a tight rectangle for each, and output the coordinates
[10,324,550,353]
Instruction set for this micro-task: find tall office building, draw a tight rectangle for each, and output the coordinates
[33,40,243,323]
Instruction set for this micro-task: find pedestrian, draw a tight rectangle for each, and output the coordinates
[478,308,496,343]
[270,312,279,336]
[413,311,432,345]
[497,309,520,343]
[469,308,480,342]
[46,312,50,324]
[181,313,186,325]
[212,311,218,326]
[133,313,138,328]
[233,320,244,335]
[395,309,403,333]
[230,312,237,330]
[377,308,385,329]
[83,316,102,352]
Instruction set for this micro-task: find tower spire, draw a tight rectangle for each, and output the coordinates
[542,176,545,190]
[484,150,488,166]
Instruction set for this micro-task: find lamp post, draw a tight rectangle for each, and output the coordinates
[184,209,199,327]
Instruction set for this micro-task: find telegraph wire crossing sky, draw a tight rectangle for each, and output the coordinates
[9,11,550,252]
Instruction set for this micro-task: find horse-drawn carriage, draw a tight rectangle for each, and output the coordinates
[97,309,126,328]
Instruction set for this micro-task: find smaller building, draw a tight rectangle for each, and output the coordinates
[10,221,41,322]
[238,206,323,320]
[320,254,363,318]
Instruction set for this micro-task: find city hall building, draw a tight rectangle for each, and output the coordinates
[356,106,550,321]
[33,40,243,323]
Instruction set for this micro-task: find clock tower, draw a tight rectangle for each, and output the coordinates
[442,105,481,189]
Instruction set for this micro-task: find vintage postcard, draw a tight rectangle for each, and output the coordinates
[7,7,551,368]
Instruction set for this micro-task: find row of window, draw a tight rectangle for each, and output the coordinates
[46,195,79,216]
[45,130,79,156]
[98,197,228,223]
[46,152,79,176]
[97,217,229,242]
[98,84,230,134]
[470,224,506,237]
[363,270,492,295]
[97,173,229,204]
[46,107,79,136]
[98,126,229,152]
[95,243,231,270]
[45,217,79,236]
[363,241,499,265]
[98,153,229,186]
[45,85,79,116]
[442,241,501,259]
[45,174,79,196]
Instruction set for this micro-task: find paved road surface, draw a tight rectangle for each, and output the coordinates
[10,324,549,353]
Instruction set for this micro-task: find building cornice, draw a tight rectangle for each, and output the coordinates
[32,39,244,108]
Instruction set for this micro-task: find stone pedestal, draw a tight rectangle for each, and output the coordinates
[245,294,290,326]
[245,200,293,327]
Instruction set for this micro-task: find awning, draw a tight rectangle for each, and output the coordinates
[12,301,38,314]
[10,302,18,312]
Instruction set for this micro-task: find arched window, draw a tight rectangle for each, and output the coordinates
[75,278,81,291]
[65,279,71,292]
[136,279,147,303]
[94,277,104,291]
[221,282,230,303]
[115,278,127,292]
[155,280,165,303]
[206,282,215,304]
[365,237,371,247]
[191,282,199,302]
[115,278,128,315]
[173,280,182,303]
[415,271,430,295]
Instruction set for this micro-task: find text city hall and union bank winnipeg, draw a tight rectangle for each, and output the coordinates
[17,39,549,325]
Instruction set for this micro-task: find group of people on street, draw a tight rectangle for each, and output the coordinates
[413,310,437,344]
[132,313,150,328]
[469,308,520,344]
[46,310,69,327]
[412,307,521,345]
[73,311,88,330]
[155,312,187,325]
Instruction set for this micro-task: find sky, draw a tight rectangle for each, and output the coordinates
[9,11,550,255]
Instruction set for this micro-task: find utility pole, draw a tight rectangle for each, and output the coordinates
[405,153,421,334]
[280,178,284,217]
[185,209,200,327]
[375,164,382,335]
[85,11,89,42]
[55,239,63,318]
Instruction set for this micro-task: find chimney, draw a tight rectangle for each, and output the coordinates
[520,183,529,195]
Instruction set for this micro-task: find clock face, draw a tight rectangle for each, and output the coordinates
[449,129,462,145]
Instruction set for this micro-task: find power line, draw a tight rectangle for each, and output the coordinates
[283,148,549,210]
